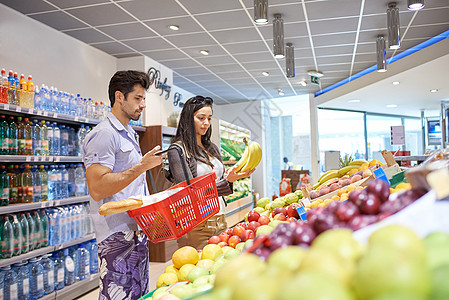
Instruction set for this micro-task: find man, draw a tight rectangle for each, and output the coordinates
[83,70,163,300]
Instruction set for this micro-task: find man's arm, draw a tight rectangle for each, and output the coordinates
[86,145,163,201]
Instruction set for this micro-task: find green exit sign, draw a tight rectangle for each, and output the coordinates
[311,76,320,84]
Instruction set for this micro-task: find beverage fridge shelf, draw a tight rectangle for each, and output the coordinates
[0,195,90,214]
[0,155,83,163]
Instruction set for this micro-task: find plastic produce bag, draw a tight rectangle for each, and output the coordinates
[279,174,292,196]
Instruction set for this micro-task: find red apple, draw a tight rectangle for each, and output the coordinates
[217,241,228,248]
[232,225,246,238]
[218,232,229,243]
[258,215,270,226]
[272,207,288,217]
[273,213,287,221]
[287,203,301,218]
[225,228,233,236]
[247,210,260,222]
[241,222,249,229]
[208,236,220,244]
[247,221,261,232]
[241,229,255,242]
[228,235,241,248]
[287,217,297,223]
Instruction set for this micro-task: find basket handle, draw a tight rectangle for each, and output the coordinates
[168,144,192,187]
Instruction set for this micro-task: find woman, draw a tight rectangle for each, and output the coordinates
[168,95,254,250]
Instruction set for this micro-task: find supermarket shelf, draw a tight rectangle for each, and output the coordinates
[0,155,83,163]
[53,156,83,163]
[0,196,90,214]
[41,293,55,300]
[225,198,253,218]
[55,273,100,300]
[394,155,428,162]
[0,234,96,267]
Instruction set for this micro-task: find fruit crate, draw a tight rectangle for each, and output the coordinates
[389,170,407,188]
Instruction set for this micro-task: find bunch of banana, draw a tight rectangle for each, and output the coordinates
[338,165,359,176]
[317,169,339,185]
[349,159,368,166]
[234,141,262,172]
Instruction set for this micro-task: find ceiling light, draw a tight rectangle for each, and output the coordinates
[430,89,438,93]
[199,50,209,56]
[254,0,268,25]
[273,14,285,58]
[392,81,400,85]
[376,35,387,72]
[408,0,424,10]
[285,43,295,78]
[387,2,401,49]
[262,71,270,76]
[298,81,307,86]
[168,25,180,31]
[387,104,397,108]
[307,70,324,77]
[348,99,361,103]
[277,88,284,96]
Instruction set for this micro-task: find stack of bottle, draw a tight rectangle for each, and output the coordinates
[0,240,98,300]
[0,115,91,157]
[0,163,87,206]
[0,69,35,109]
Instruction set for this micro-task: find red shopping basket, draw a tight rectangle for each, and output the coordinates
[127,146,220,243]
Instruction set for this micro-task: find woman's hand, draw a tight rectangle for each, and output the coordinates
[225,165,255,183]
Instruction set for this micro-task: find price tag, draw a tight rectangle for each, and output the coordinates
[37,110,43,115]
[55,157,60,162]
[54,113,58,118]
[4,104,9,110]
[373,168,389,184]
[43,111,48,116]
[16,106,21,112]
[26,156,31,162]
[75,117,79,121]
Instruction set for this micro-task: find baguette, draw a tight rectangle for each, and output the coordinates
[99,198,143,215]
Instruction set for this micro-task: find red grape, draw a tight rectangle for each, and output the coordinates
[366,179,390,202]
[359,193,381,215]
[336,201,360,222]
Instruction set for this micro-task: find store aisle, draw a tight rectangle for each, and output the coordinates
[75,260,173,299]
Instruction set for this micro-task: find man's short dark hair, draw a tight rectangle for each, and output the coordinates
[108,70,150,107]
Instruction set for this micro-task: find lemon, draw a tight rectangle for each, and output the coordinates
[178,264,196,281]
[172,246,199,269]
[156,272,178,288]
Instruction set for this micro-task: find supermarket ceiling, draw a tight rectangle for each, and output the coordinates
[2,0,449,106]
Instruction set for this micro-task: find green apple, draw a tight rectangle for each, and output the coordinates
[152,286,170,300]
[235,242,246,252]
[256,197,270,208]
[424,232,449,270]
[311,228,365,262]
[196,259,215,271]
[170,283,197,299]
[210,258,227,274]
[267,246,307,272]
[253,206,265,213]
[187,266,209,283]
[232,272,280,300]
[268,220,282,228]
[192,275,210,288]
[195,283,214,293]
[221,246,234,255]
[256,225,273,236]
[430,264,449,300]
[224,248,240,260]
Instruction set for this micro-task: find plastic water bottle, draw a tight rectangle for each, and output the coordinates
[47,122,54,156]
[76,125,86,157]
[0,115,8,155]
[69,94,76,116]
[21,165,33,203]
[17,117,25,155]
[29,257,44,300]
[89,241,99,274]
[60,165,68,199]
[43,85,50,111]
[46,208,59,246]
[47,165,58,201]
[8,214,22,257]
[31,211,42,249]
[68,127,75,156]
[67,164,76,197]
[84,203,93,234]
[0,215,14,258]
[51,252,64,291]
[8,116,18,155]
[7,165,18,204]
[79,204,86,237]
[63,206,71,243]
[41,254,55,295]
[13,260,30,300]
[64,248,75,286]
[17,213,29,254]
[78,244,90,280]
[33,85,40,110]
[75,94,82,116]
[38,210,48,248]
[74,164,85,196]
[58,207,67,244]
[39,121,48,156]
[62,92,69,115]
[39,165,48,202]
[51,123,60,156]
[60,125,68,156]
[24,212,35,251]
[55,165,62,200]
[31,120,40,156]
[1,265,18,300]
[31,165,40,202]
[0,165,9,206]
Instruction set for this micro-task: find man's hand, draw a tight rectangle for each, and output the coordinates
[139,145,164,171]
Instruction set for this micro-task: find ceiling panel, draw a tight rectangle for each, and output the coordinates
[306,0,361,20]
[144,16,203,36]
[165,32,217,47]
[158,58,201,69]
[313,32,357,47]
[0,0,55,14]
[29,11,86,31]
[211,27,260,44]
[90,41,133,55]
[117,0,187,20]
[195,10,253,31]
[47,0,110,9]
[142,48,189,61]
[174,67,209,76]
[64,27,112,44]
[309,17,359,35]
[222,40,270,54]
[67,3,135,27]
[122,37,173,52]
[194,55,237,66]
[315,44,355,56]
[207,64,243,73]
[234,52,275,63]
[259,22,308,40]
[177,44,229,58]
[317,55,352,65]
[181,0,243,14]
[405,24,449,40]
[97,22,156,40]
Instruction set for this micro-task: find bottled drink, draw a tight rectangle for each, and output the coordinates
[7,70,16,105]
[84,203,94,235]
[26,76,35,109]
[0,69,8,104]
[58,207,66,244]
[38,210,48,248]
[76,125,86,157]
[31,211,42,248]
[29,257,44,300]
[56,165,63,200]
[31,120,40,156]
[21,164,33,203]
[40,121,48,156]
[87,98,94,119]
[31,165,41,202]
[23,118,32,155]
[13,72,20,106]
[39,165,48,202]
[52,252,65,290]
[75,94,82,116]
[19,74,27,107]
[52,123,60,156]
[0,215,14,258]
[0,115,8,154]
[76,244,90,281]
[68,127,75,156]
[46,208,59,246]
[69,94,76,116]
[60,125,68,156]
[17,213,29,254]
[8,165,18,204]
[17,117,25,155]
[24,212,35,252]
[13,260,30,300]
[14,165,23,203]
[75,164,85,196]
[48,123,54,156]
[89,241,98,274]
[8,117,18,155]
[63,248,75,286]
[41,254,55,295]
[72,205,80,240]
[33,85,40,111]
[0,165,9,206]
[67,164,76,197]
[64,206,71,243]
[62,92,69,115]
[61,165,68,199]
[79,204,87,237]
[47,165,58,201]
[8,214,22,257]
[1,265,18,300]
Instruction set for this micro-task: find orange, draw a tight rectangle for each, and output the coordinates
[346,184,357,192]
[369,159,382,167]
[172,246,199,269]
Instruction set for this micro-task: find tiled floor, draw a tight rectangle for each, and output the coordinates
[75,260,173,299]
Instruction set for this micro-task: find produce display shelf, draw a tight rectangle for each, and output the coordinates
[393,155,428,162]
[0,195,90,214]
[0,233,96,267]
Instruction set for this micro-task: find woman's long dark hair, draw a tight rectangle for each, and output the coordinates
[172,96,221,167]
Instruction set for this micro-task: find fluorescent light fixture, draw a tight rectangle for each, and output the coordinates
[285,43,295,78]
[273,14,285,58]
[298,81,307,86]
[262,71,270,76]
[277,88,284,96]
[199,50,209,56]
[376,35,387,72]
[430,89,438,93]
[254,0,268,24]
[408,0,424,10]
[348,99,361,103]
[387,2,401,49]
[387,104,397,108]
[168,25,180,31]
[392,81,400,85]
